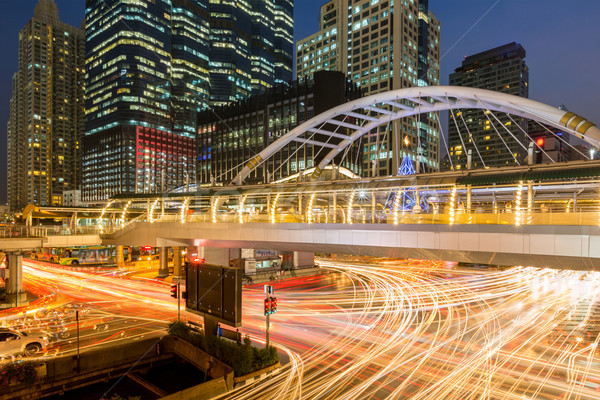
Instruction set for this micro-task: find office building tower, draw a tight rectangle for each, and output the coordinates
[447,42,529,169]
[7,0,84,211]
[197,71,362,184]
[296,0,441,177]
[83,0,202,202]
[83,0,294,201]
[209,0,294,106]
[171,0,211,137]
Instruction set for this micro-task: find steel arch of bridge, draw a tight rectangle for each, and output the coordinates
[231,86,600,185]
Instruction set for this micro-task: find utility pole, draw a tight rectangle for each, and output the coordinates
[177,282,181,322]
[76,310,80,373]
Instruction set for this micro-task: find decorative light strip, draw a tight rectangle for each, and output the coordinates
[307,194,315,224]
[270,194,280,224]
[211,197,220,223]
[149,199,159,223]
[121,201,131,228]
[99,201,112,233]
[180,197,189,224]
[238,195,247,224]
[449,187,457,225]
[515,182,523,226]
[393,190,402,225]
[347,191,355,224]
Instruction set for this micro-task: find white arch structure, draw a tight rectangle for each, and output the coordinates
[232,86,600,185]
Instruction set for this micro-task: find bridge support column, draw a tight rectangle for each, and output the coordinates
[5,253,28,307]
[371,192,376,223]
[157,247,169,278]
[173,247,183,278]
[332,193,337,223]
[467,185,472,213]
[293,252,314,268]
[527,182,533,214]
[115,245,124,268]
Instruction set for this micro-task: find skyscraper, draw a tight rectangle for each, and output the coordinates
[208,0,293,106]
[447,42,529,169]
[83,0,294,201]
[296,0,441,177]
[7,0,85,211]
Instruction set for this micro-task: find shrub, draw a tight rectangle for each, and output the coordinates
[169,322,278,376]
[0,361,38,387]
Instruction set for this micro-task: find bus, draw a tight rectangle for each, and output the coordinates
[31,247,75,264]
[31,246,115,266]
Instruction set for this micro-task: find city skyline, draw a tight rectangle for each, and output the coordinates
[1,0,599,204]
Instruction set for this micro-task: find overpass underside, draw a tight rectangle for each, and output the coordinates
[101,222,600,271]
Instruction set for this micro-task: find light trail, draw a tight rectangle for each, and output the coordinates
[227,261,600,399]
[10,258,600,399]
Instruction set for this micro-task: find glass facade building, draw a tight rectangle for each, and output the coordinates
[296,0,441,177]
[447,42,529,170]
[209,0,293,106]
[7,0,85,211]
[197,71,362,185]
[83,0,293,201]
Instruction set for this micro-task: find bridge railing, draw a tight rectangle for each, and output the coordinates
[130,209,600,227]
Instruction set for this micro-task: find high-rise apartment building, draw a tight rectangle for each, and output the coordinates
[7,0,84,211]
[296,0,441,177]
[447,42,529,169]
[83,0,294,201]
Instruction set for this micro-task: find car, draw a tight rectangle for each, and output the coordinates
[0,329,49,358]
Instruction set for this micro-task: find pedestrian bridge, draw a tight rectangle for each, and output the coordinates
[98,161,600,270]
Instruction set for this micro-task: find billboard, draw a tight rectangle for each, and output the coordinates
[185,261,242,327]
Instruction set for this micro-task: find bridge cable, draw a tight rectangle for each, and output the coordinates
[339,107,376,174]
[445,94,470,168]
[434,111,454,171]
[476,96,529,154]
[533,120,590,160]
[457,105,486,168]
[505,113,556,163]
[474,98,520,165]
[269,118,338,181]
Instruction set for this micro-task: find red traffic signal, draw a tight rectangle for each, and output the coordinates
[270,297,277,313]
[536,137,545,148]
[264,298,271,316]
[170,284,178,299]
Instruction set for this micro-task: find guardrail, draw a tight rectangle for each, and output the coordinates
[101,209,600,228]
[0,226,102,238]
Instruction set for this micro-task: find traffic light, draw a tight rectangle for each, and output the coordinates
[536,137,545,148]
[264,298,271,316]
[271,297,277,313]
[170,283,178,299]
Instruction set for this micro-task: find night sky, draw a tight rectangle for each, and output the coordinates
[0,0,599,204]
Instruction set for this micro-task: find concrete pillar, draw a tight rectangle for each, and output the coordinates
[467,149,472,170]
[293,251,314,268]
[466,185,472,213]
[371,192,376,223]
[5,253,27,307]
[173,246,183,278]
[116,245,124,268]
[332,193,337,223]
[298,195,303,221]
[527,182,533,213]
[528,142,534,165]
[157,247,169,278]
